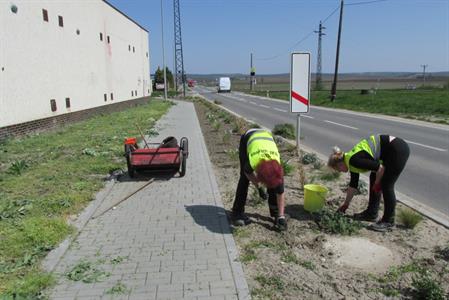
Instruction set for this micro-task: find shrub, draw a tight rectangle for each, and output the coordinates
[398,208,423,229]
[272,123,295,139]
[316,208,363,235]
[302,153,318,165]
[412,274,444,300]
[281,159,294,176]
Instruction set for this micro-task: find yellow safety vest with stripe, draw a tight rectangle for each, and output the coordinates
[247,130,280,170]
[344,135,381,173]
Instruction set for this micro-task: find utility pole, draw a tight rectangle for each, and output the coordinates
[160,0,167,100]
[314,21,325,90]
[421,64,428,84]
[330,0,344,101]
[173,0,186,97]
[250,53,255,92]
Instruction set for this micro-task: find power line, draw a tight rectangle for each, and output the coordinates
[345,0,388,6]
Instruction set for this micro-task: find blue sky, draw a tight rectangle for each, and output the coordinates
[108,0,449,74]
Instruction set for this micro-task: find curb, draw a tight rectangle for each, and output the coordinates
[193,92,449,229]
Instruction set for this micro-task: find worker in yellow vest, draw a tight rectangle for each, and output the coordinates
[328,134,410,232]
[232,129,287,231]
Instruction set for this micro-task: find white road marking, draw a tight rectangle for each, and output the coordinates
[324,120,358,130]
[404,140,447,152]
[259,104,270,108]
[274,107,287,113]
[249,102,257,105]
[301,115,314,119]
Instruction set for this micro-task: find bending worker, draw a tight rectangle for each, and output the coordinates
[232,128,287,231]
[328,134,410,232]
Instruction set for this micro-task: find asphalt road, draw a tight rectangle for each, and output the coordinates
[194,86,449,219]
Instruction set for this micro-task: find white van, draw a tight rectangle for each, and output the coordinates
[217,77,231,93]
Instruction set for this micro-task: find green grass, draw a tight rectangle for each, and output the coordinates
[397,208,423,229]
[272,123,295,139]
[240,88,449,124]
[280,159,294,176]
[412,274,445,300]
[0,99,172,297]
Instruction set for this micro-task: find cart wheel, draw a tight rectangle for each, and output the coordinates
[179,151,187,177]
[180,137,189,158]
[125,144,135,178]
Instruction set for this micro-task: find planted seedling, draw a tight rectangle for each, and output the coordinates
[302,153,318,165]
[316,208,363,235]
[397,208,423,229]
[222,131,231,144]
[281,159,294,176]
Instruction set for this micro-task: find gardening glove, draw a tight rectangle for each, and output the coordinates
[258,187,268,200]
[337,203,349,214]
[372,182,382,194]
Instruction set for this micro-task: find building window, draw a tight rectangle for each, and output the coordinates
[146,52,148,58]
[135,90,137,96]
[65,98,70,108]
[133,46,135,53]
[58,15,63,27]
[11,4,18,14]
[42,9,48,21]
[107,36,110,44]
[50,99,57,112]
[76,29,80,35]
[100,33,103,41]
[148,89,150,93]
[110,93,113,101]
[131,91,134,97]
[128,45,131,51]
[104,94,107,102]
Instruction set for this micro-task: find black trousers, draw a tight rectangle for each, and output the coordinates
[366,138,410,223]
[232,133,278,216]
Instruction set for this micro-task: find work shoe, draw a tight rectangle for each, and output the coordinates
[231,213,251,226]
[275,216,288,232]
[369,221,395,232]
[353,210,378,222]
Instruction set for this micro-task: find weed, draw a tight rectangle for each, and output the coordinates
[255,275,285,291]
[412,273,445,300]
[82,148,98,157]
[319,169,341,181]
[316,208,363,235]
[357,180,368,195]
[3,272,54,299]
[249,123,261,129]
[106,282,130,295]
[300,260,315,270]
[212,121,221,131]
[225,149,239,161]
[398,208,423,229]
[222,131,231,144]
[8,160,29,175]
[302,153,318,165]
[66,261,110,283]
[146,128,159,137]
[222,114,233,124]
[281,159,294,176]
[241,248,257,263]
[312,160,323,170]
[379,287,400,297]
[232,118,247,134]
[435,245,449,261]
[110,256,128,265]
[280,251,314,270]
[378,261,424,283]
[206,113,216,123]
[272,123,295,139]
[232,227,250,238]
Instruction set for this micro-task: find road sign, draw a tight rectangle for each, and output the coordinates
[290,52,311,113]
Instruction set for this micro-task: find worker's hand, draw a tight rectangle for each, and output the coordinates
[373,182,382,193]
[258,187,268,200]
[337,203,349,214]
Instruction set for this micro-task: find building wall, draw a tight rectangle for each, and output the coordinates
[0,0,151,128]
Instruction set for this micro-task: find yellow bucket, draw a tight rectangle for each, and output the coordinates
[303,184,328,212]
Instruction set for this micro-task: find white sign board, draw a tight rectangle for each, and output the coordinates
[290,52,311,113]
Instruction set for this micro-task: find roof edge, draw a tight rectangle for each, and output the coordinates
[103,0,149,33]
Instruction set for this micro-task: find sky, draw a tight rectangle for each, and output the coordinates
[107,0,449,74]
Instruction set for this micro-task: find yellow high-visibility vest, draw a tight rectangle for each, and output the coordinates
[344,135,381,173]
[247,130,280,170]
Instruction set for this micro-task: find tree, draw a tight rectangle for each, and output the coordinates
[154,66,174,88]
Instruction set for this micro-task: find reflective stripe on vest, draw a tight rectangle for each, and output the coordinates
[247,131,280,170]
[344,135,381,173]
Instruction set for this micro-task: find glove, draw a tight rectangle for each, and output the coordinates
[258,187,268,200]
[373,182,382,193]
[337,203,349,214]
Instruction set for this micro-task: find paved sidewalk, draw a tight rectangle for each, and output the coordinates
[48,100,250,300]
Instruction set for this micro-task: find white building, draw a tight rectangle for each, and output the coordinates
[0,0,151,129]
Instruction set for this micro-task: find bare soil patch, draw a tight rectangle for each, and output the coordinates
[192,96,449,299]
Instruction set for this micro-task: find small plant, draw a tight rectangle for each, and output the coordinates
[319,169,341,181]
[255,275,285,292]
[312,160,323,170]
[249,123,261,129]
[299,260,315,271]
[232,118,247,134]
[232,227,250,238]
[225,149,239,161]
[212,121,221,131]
[241,248,257,263]
[435,245,449,261]
[66,261,110,283]
[357,180,368,195]
[146,128,159,137]
[223,114,233,124]
[8,160,29,175]
[379,287,400,297]
[110,256,128,265]
[281,159,294,176]
[213,99,222,105]
[272,123,295,139]
[302,153,318,165]
[316,208,363,235]
[222,131,231,144]
[249,187,265,207]
[398,208,423,229]
[106,282,130,295]
[412,273,445,300]
[206,113,216,123]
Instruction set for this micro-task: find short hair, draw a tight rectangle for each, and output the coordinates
[327,146,344,168]
[256,160,283,189]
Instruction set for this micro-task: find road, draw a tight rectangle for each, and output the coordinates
[193,86,449,221]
